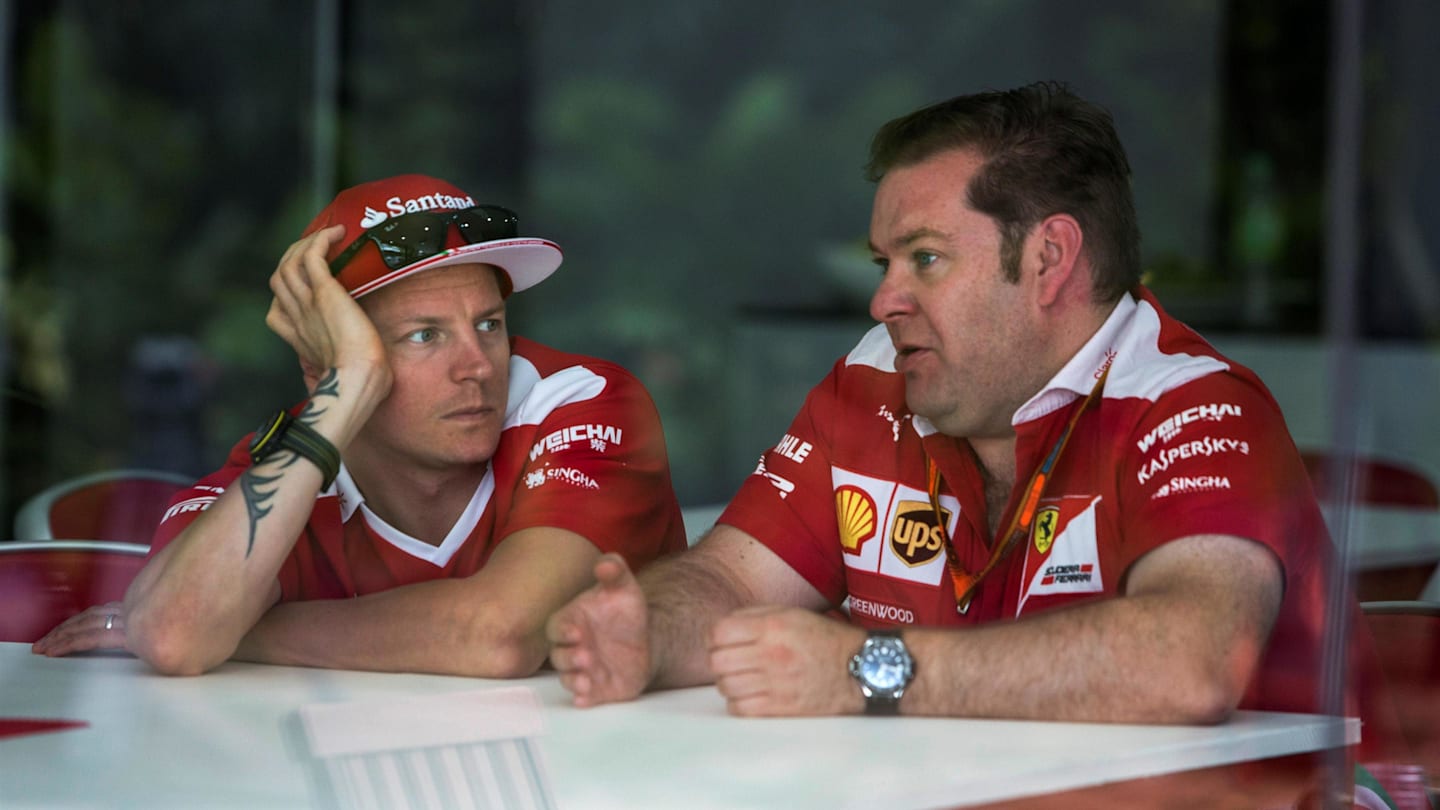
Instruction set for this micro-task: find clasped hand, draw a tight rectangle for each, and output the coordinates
[548,554,866,717]
[709,606,866,717]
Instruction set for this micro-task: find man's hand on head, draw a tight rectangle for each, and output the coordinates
[708,606,867,717]
[265,224,391,401]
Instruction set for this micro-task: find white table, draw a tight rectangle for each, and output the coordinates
[0,643,1358,809]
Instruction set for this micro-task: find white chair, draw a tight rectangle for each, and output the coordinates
[14,469,192,544]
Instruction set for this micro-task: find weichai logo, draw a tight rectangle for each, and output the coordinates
[1135,403,1243,452]
[529,423,623,462]
[889,499,950,567]
[835,486,878,556]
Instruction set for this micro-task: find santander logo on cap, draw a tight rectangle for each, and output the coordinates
[356,191,477,230]
[304,173,563,300]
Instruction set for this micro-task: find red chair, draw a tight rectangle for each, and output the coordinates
[1301,451,1439,510]
[13,469,192,545]
[1300,451,1440,601]
[0,540,149,643]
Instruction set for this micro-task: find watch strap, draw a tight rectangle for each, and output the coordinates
[864,692,901,716]
[251,410,340,489]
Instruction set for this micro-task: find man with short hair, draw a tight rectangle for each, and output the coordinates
[35,174,686,677]
[547,83,1394,750]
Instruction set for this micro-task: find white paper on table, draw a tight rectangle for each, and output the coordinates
[299,686,554,810]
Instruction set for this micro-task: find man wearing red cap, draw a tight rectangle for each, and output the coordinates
[34,174,687,677]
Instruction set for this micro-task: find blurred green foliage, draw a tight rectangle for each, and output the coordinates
[6,0,1431,528]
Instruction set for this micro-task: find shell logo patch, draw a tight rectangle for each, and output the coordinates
[1032,506,1060,554]
[834,469,956,586]
[835,485,878,556]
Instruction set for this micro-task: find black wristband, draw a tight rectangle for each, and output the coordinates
[249,410,340,489]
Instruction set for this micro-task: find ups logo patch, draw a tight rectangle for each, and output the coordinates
[889,499,950,567]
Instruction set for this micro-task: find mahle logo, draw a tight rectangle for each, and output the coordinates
[835,486,877,555]
[889,499,950,567]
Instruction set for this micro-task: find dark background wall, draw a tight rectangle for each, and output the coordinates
[2,0,1437,529]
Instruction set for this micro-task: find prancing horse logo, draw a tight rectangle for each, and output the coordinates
[1033,506,1060,554]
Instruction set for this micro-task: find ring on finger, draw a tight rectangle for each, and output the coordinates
[104,614,115,631]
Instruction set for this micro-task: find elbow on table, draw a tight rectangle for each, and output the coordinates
[125,607,229,677]
[459,613,549,679]
[1174,633,1270,725]
[1166,669,1247,726]
[475,628,550,679]
[1176,689,1236,726]
[476,643,547,679]
[129,634,219,677]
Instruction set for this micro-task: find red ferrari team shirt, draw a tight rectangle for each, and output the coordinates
[721,287,1384,723]
[151,337,686,599]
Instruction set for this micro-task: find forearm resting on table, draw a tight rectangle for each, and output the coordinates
[234,578,550,678]
[901,535,1282,724]
[237,528,603,678]
[644,527,831,690]
[902,595,1247,723]
[124,369,383,675]
[121,471,317,676]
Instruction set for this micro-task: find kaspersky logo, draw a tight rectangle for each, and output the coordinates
[358,192,476,229]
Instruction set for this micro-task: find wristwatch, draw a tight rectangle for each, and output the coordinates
[248,410,340,489]
[848,629,915,715]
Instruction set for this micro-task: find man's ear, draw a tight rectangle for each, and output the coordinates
[1033,214,1084,308]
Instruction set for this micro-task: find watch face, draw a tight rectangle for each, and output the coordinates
[249,411,287,460]
[860,638,913,693]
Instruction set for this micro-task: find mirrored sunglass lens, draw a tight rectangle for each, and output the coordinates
[347,207,519,272]
[373,215,449,269]
[454,207,517,243]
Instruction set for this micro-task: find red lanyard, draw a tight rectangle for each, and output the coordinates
[927,366,1109,613]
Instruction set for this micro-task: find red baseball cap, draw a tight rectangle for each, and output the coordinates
[300,174,563,299]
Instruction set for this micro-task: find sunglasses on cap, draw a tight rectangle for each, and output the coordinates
[328,205,520,275]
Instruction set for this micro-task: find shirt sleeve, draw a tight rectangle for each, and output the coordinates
[1116,370,1322,583]
[147,439,251,558]
[497,364,686,565]
[718,361,851,606]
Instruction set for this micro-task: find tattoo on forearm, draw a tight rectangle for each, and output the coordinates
[302,369,339,424]
[239,369,337,558]
[240,458,294,558]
